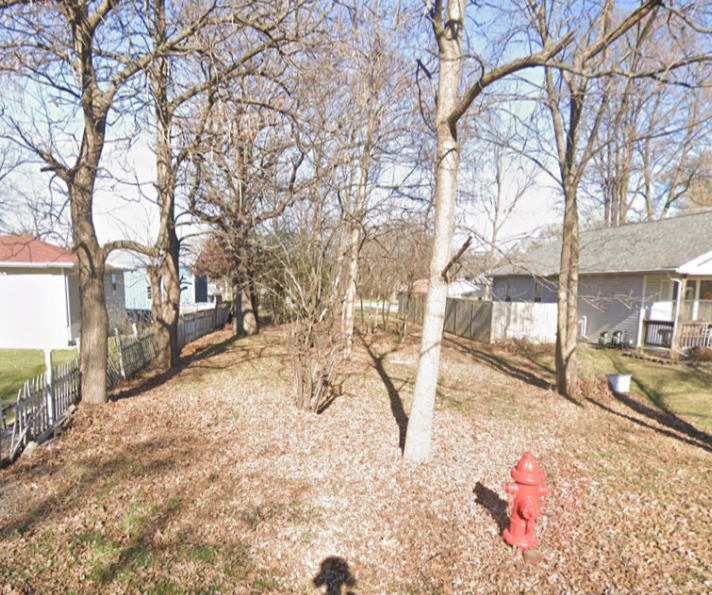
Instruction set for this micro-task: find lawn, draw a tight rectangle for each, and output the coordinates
[0,348,78,411]
[469,337,712,434]
[0,326,710,593]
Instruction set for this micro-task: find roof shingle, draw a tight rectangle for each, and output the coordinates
[0,235,77,266]
[491,211,712,277]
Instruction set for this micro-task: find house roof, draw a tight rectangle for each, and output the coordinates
[491,211,712,277]
[0,235,77,268]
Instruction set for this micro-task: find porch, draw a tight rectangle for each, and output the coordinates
[643,319,712,349]
[643,276,712,349]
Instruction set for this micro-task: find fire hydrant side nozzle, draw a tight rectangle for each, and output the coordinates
[503,452,549,551]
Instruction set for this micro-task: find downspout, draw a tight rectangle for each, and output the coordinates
[636,275,647,349]
[670,277,684,355]
[64,270,72,346]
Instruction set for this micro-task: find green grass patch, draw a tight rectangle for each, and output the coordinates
[578,346,712,433]
[121,499,158,541]
[472,340,712,434]
[0,348,77,410]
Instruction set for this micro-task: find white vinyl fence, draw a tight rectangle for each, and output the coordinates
[1,304,229,462]
[490,302,558,344]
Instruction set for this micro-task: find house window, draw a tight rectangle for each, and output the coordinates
[111,273,117,292]
[659,280,678,301]
[500,281,511,301]
[146,285,152,301]
[699,280,712,300]
[684,283,696,301]
[534,281,543,303]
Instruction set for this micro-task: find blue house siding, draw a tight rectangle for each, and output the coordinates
[124,267,208,311]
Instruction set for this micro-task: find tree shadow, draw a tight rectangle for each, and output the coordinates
[359,334,409,450]
[109,333,282,402]
[473,481,509,535]
[586,395,712,452]
[595,361,712,453]
[0,438,181,536]
[313,556,356,595]
[441,336,585,407]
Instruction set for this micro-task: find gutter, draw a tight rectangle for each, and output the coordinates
[0,262,76,269]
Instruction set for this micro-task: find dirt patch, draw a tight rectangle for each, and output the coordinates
[1,326,710,593]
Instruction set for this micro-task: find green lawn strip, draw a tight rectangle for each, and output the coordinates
[488,341,711,434]
[577,346,712,434]
[0,349,78,411]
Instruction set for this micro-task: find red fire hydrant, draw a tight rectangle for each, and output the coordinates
[503,452,550,550]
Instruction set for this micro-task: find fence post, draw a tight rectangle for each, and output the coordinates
[115,328,127,380]
[132,322,139,338]
[44,348,54,425]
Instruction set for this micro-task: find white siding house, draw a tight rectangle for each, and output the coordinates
[0,235,125,349]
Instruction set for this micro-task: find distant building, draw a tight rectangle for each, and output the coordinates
[0,235,125,349]
[489,211,712,349]
[124,266,208,313]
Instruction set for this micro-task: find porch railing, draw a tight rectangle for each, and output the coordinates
[680,322,712,349]
[643,320,673,348]
[644,320,712,349]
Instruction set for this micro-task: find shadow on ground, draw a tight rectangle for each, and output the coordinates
[313,556,356,595]
[110,330,284,402]
[473,481,509,535]
[358,333,409,450]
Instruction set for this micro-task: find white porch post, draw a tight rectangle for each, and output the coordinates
[637,276,647,348]
[671,276,686,354]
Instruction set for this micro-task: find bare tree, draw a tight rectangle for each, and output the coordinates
[529,0,711,396]
[322,1,415,359]
[258,185,345,412]
[588,21,712,225]
[187,77,307,334]
[145,0,306,366]
[402,0,572,463]
[459,125,539,274]
[0,1,175,403]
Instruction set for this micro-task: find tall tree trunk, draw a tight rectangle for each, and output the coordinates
[71,32,111,404]
[343,106,375,359]
[74,233,109,404]
[236,242,258,335]
[403,0,464,463]
[555,184,580,396]
[152,0,181,370]
[342,206,363,358]
[157,233,181,368]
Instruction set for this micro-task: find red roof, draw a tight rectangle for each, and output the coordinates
[0,235,77,266]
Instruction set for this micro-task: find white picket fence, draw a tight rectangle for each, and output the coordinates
[179,306,230,347]
[1,304,230,462]
[4,359,80,462]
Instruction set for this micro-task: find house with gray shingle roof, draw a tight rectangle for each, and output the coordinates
[489,211,712,350]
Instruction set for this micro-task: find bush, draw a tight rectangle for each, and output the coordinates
[686,346,712,362]
[497,338,554,358]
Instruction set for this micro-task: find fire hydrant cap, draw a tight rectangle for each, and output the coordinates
[511,451,547,485]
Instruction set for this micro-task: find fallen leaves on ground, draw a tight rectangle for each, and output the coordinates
[0,326,710,594]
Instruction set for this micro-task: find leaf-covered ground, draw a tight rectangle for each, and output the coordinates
[0,326,710,594]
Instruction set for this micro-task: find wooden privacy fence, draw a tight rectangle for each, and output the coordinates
[398,294,492,343]
[1,303,230,462]
[398,294,558,344]
[178,305,230,347]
